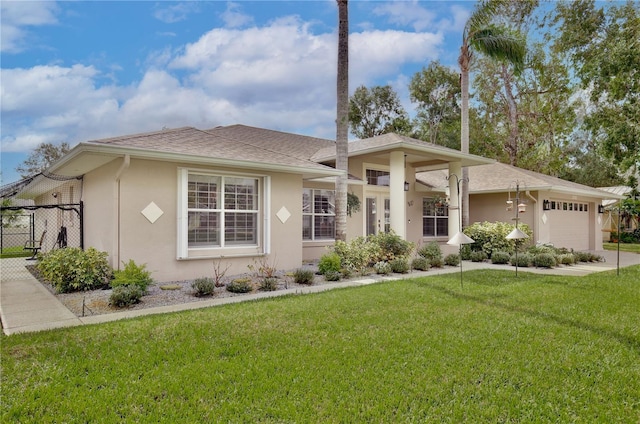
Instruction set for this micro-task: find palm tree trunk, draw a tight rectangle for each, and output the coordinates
[459,46,470,229]
[335,0,349,242]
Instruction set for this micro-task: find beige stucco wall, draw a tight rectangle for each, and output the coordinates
[82,157,305,282]
[470,191,603,251]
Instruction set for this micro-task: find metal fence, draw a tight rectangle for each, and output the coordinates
[1,204,83,284]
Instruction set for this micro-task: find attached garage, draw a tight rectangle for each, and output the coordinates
[547,200,592,250]
[416,163,623,252]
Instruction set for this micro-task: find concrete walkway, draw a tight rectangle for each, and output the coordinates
[2,251,638,335]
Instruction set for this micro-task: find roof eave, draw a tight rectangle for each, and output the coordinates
[53,142,344,180]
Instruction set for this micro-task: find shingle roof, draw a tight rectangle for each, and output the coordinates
[416,163,623,199]
[86,125,336,172]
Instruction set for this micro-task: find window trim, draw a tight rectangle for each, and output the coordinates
[177,168,270,259]
[422,196,449,238]
[303,188,336,241]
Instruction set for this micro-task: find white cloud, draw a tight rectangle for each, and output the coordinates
[220,2,254,28]
[1,13,445,153]
[0,1,59,53]
[153,2,200,24]
[373,1,436,32]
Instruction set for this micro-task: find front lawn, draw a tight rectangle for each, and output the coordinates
[0,246,31,259]
[2,267,639,422]
[604,242,640,254]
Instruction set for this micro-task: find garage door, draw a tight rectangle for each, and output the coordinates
[548,200,590,250]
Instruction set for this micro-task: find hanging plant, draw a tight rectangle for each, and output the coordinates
[347,192,361,217]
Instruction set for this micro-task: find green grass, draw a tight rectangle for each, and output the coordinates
[2,267,640,422]
[0,246,31,258]
[604,242,640,254]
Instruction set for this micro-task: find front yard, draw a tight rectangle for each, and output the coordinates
[2,266,639,422]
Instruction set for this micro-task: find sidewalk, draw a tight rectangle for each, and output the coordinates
[2,251,638,335]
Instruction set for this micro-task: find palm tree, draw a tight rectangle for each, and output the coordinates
[335,0,349,242]
[459,0,525,228]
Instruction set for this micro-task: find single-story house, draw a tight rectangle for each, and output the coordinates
[416,163,625,251]
[7,125,622,281]
[9,125,493,281]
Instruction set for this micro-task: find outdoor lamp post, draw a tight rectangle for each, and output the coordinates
[506,182,529,277]
[446,173,474,288]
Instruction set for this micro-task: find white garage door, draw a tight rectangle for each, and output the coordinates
[548,200,590,250]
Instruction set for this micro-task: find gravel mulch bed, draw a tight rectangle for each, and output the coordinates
[26,265,344,318]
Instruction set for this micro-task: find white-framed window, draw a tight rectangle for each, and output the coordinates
[178,169,268,258]
[303,188,335,240]
[423,197,448,237]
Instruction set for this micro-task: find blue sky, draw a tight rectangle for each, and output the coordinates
[1,0,474,185]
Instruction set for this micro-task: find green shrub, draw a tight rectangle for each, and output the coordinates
[389,257,410,274]
[227,278,254,293]
[293,268,315,285]
[418,242,442,263]
[324,270,341,282]
[491,251,511,265]
[444,253,460,266]
[109,285,143,308]
[112,259,153,292]
[573,251,591,263]
[430,256,444,268]
[470,251,488,262]
[318,252,342,275]
[192,277,216,297]
[368,231,414,262]
[510,253,533,267]
[587,252,604,262]
[533,253,556,268]
[36,247,112,293]
[411,257,430,271]
[259,277,278,291]
[527,244,557,255]
[333,237,380,274]
[460,245,472,261]
[557,254,575,265]
[374,261,392,275]
[464,221,532,257]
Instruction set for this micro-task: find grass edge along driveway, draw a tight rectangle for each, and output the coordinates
[2,266,639,423]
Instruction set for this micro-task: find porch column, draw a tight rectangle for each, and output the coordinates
[448,161,462,238]
[390,150,406,238]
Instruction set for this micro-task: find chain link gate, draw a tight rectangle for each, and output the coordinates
[1,174,84,282]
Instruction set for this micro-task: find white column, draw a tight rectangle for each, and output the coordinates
[448,161,462,238]
[389,150,406,238]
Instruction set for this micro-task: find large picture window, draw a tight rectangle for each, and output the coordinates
[303,189,335,240]
[423,197,448,237]
[184,172,259,250]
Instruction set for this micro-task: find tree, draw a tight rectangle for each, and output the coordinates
[16,142,71,179]
[335,0,349,242]
[348,85,410,139]
[459,0,526,227]
[409,61,460,148]
[472,35,574,175]
[551,0,640,174]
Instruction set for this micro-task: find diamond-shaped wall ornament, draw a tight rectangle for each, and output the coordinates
[541,212,548,224]
[597,215,602,225]
[276,206,291,224]
[141,201,164,224]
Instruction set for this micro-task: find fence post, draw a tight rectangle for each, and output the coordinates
[80,201,84,250]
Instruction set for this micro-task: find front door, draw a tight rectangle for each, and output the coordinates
[366,195,390,236]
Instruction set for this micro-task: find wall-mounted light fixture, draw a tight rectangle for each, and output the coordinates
[404,181,410,192]
[543,199,550,210]
[598,204,605,214]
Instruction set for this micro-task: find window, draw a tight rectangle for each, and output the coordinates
[180,171,261,256]
[423,198,448,237]
[303,189,335,240]
[366,169,390,186]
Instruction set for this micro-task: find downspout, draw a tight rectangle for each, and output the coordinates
[114,155,130,270]
[526,191,538,244]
